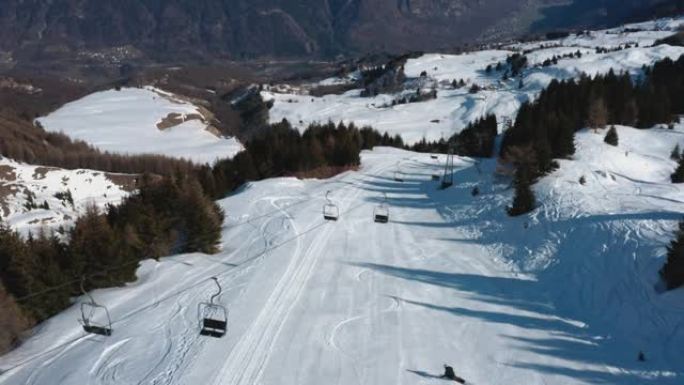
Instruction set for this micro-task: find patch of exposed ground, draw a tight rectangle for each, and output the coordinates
[104,173,138,192]
[291,165,359,180]
[32,166,58,180]
[0,165,16,181]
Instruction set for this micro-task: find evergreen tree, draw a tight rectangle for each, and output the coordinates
[661,220,684,290]
[178,178,223,254]
[671,144,681,161]
[508,166,536,217]
[68,206,121,286]
[604,125,619,146]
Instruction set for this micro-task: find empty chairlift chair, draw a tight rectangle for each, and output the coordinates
[323,190,340,221]
[374,193,390,223]
[198,277,228,338]
[432,154,441,180]
[394,170,404,182]
[78,277,113,336]
[394,162,404,182]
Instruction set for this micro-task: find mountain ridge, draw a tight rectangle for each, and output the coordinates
[0,0,678,64]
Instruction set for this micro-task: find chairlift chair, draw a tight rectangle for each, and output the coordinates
[79,277,113,336]
[323,191,340,221]
[394,162,405,182]
[432,174,441,181]
[374,193,390,223]
[394,170,404,182]
[198,277,228,338]
[431,155,439,160]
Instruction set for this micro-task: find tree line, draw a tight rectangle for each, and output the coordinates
[0,118,378,351]
[501,55,684,216]
[406,114,498,158]
[197,119,377,199]
[0,175,223,323]
[502,57,684,177]
[0,112,198,177]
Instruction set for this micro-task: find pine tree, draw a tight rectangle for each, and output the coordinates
[671,144,681,161]
[68,206,121,286]
[672,156,684,183]
[604,125,619,146]
[508,166,536,216]
[661,220,684,290]
[179,179,223,254]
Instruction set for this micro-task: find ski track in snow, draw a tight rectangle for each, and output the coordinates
[2,141,684,384]
[3,16,684,385]
[210,163,389,385]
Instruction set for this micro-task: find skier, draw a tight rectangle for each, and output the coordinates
[443,364,466,383]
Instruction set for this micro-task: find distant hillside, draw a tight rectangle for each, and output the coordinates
[0,0,677,64]
[531,0,676,32]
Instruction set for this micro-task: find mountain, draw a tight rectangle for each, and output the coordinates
[0,0,678,64]
[531,0,680,32]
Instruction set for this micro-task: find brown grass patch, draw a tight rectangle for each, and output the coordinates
[0,184,19,217]
[291,165,359,180]
[0,164,16,181]
[32,166,58,180]
[105,173,139,192]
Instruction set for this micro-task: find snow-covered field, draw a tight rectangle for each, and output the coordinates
[37,87,243,165]
[0,157,133,236]
[264,17,684,144]
[1,123,683,385]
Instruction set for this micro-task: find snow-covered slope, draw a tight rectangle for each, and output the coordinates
[264,17,684,144]
[37,87,243,165]
[1,123,683,385]
[0,157,134,236]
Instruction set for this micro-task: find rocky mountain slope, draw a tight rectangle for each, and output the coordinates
[0,0,677,64]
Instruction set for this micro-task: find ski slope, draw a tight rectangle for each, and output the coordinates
[37,87,243,165]
[2,122,684,384]
[264,17,684,144]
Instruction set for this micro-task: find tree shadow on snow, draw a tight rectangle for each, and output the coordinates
[350,262,684,385]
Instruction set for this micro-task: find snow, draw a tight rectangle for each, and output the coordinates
[403,51,511,84]
[37,87,244,165]
[2,15,684,385]
[2,122,684,385]
[264,17,684,145]
[511,17,684,52]
[0,157,131,236]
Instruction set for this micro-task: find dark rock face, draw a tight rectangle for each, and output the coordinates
[0,0,674,63]
[0,0,524,61]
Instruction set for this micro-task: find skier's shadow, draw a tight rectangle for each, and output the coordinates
[406,369,444,379]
